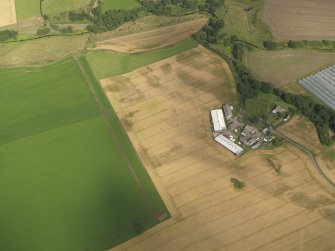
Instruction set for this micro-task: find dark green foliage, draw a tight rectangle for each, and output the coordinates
[273,90,335,145]
[140,0,198,15]
[68,10,89,21]
[230,178,245,190]
[232,42,244,62]
[263,40,278,50]
[0,29,18,42]
[87,9,139,33]
[50,23,59,31]
[36,26,51,36]
[60,26,73,34]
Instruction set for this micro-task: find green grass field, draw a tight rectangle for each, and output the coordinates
[0,59,167,251]
[14,0,41,20]
[102,0,141,12]
[42,0,90,16]
[87,38,198,79]
[246,49,335,93]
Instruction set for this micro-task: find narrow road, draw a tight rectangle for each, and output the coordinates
[271,129,335,187]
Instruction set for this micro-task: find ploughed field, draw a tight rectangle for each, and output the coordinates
[299,65,335,112]
[99,46,335,251]
[262,0,335,40]
[0,59,167,251]
[93,18,207,53]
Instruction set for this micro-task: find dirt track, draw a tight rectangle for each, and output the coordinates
[262,0,335,40]
[102,46,335,250]
[0,0,17,28]
[93,18,207,53]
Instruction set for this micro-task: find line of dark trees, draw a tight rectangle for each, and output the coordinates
[140,0,198,15]
[231,59,335,145]
[0,30,18,42]
[263,39,335,51]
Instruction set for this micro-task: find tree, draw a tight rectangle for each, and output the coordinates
[230,178,245,190]
[36,26,50,36]
[0,29,18,42]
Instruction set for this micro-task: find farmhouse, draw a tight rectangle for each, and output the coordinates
[210,109,226,132]
[223,104,233,119]
[214,135,244,156]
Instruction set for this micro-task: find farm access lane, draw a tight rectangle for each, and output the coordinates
[271,129,335,191]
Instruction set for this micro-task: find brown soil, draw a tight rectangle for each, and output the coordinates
[92,18,207,53]
[262,0,335,41]
[102,47,335,250]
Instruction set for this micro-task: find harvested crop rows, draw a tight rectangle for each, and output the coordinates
[94,18,207,53]
[0,0,17,27]
[101,46,335,251]
[262,0,335,40]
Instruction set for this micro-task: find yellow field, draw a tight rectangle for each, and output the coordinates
[279,116,335,182]
[93,18,207,53]
[0,0,17,27]
[262,0,335,41]
[100,46,335,250]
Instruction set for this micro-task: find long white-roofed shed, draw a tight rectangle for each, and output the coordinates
[211,109,226,132]
[215,135,244,156]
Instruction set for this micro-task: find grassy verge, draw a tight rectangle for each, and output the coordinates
[86,38,198,79]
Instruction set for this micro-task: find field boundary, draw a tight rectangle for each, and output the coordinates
[75,56,176,223]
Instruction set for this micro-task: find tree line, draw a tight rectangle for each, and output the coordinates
[0,30,18,42]
[231,59,335,145]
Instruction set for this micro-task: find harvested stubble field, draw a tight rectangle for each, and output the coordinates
[262,0,335,41]
[101,46,335,250]
[93,18,208,53]
[246,49,335,93]
[278,116,335,181]
[0,0,17,27]
[0,59,167,250]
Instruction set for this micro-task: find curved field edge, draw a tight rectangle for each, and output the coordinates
[86,38,199,79]
[93,18,208,53]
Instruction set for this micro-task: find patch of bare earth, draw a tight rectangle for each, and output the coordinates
[262,0,335,40]
[93,18,207,53]
[100,46,335,250]
[0,0,17,28]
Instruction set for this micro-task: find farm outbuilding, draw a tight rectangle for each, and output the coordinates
[214,135,244,156]
[223,104,233,119]
[211,109,226,132]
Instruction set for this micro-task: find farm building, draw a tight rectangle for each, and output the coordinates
[214,135,244,156]
[299,65,335,111]
[210,109,226,132]
[223,104,233,119]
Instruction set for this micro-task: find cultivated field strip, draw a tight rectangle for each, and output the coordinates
[299,65,335,111]
[94,18,207,53]
[106,47,335,251]
[262,0,335,40]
